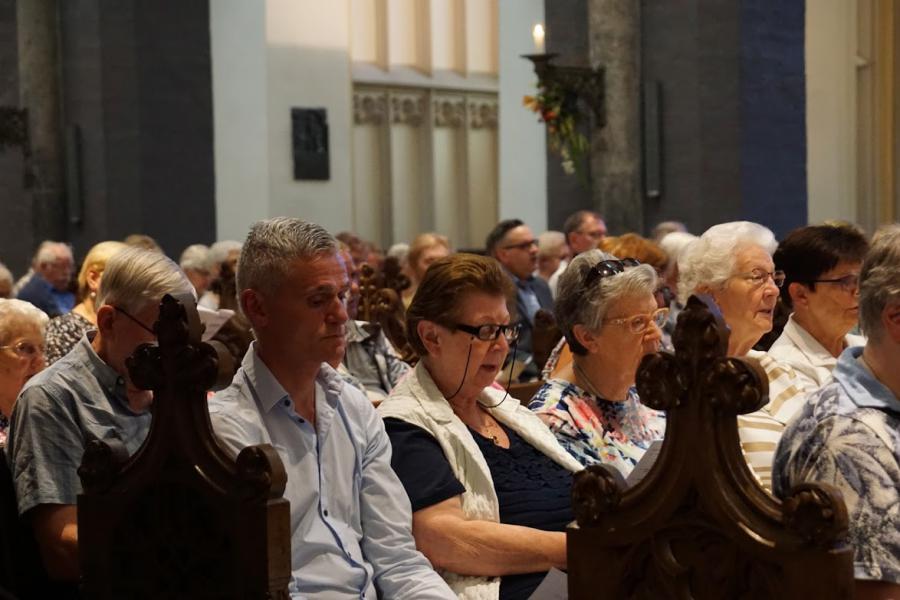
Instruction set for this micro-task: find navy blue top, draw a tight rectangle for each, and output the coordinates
[384,418,574,600]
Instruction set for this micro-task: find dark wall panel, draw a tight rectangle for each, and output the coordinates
[59,0,215,260]
[641,0,806,238]
[545,0,593,231]
[0,0,34,275]
[740,0,807,238]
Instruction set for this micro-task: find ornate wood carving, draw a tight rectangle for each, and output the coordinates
[567,294,854,599]
[390,91,426,127]
[468,98,498,129]
[357,259,416,364]
[353,90,388,126]
[433,95,466,128]
[0,107,28,150]
[78,294,292,599]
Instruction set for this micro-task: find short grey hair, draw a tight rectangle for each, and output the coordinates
[859,224,900,343]
[555,249,659,355]
[537,231,566,258]
[0,298,49,345]
[180,244,211,272]
[208,240,243,267]
[237,217,338,296]
[677,221,777,304]
[96,246,195,314]
[34,241,72,267]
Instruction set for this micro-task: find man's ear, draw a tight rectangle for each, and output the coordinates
[788,282,809,309]
[882,302,900,343]
[241,289,267,329]
[572,323,599,353]
[417,320,442,356]
[95,304,115,337]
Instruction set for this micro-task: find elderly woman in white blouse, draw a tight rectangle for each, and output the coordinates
[678,221,811,490]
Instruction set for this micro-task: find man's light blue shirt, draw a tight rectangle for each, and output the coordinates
[208,343,454,599]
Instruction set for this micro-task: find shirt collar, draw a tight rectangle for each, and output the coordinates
[77,332,125,392]
[242,342,346,414]
[345,319,379,344]
[834,345,900,412]
[784,315,861,368]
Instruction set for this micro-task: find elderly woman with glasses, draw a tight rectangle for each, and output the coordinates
[0,299,48,447]
[378,253,582,600]
[529,251,666,475]
[678,221,812,491]
[768,224,869,389]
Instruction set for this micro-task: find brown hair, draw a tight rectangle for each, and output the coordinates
[599,233,668,272]
[406,253,514,357]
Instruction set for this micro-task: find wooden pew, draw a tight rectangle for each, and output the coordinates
[77,294,291,599]
[567,295,854,599]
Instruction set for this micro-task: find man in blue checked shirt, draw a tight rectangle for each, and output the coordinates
[208,217,455,599]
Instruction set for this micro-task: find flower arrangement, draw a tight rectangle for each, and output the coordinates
[523,80,590,178]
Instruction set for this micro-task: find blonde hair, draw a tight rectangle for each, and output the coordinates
[76,241,128,301]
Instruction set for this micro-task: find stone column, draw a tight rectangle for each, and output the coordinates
[587,0,642,234]
[17,0,65,242]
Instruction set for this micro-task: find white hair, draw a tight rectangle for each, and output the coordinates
[555,249,659,355]
[0,298,49,345]
[659,231,699,265]
[537,231,567,257]
[387,242,409,263]
[33,241,72,267]
[237,217,337,296]
[677,221,776,304]
[859,224,900,343]
[180,244,211,272]
[96,246,195,314]
[208,240,243,267]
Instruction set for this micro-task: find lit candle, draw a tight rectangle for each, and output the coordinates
[532,24,545,54]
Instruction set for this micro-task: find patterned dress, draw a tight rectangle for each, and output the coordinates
[44,311,93,365]
[774,346,900,585]
[529,378,666,476]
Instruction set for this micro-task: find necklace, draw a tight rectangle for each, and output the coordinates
[573,360,604,398]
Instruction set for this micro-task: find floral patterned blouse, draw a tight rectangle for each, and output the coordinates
[44,311,93,365]
[0,412,7,448]
[529,378,666,477]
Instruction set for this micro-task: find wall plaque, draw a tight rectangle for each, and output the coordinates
[291,108,329,180]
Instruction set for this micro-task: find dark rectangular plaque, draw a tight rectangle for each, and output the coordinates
[291,107,330,180]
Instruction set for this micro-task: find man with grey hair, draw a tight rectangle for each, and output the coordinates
[7,246,194,582]
[16,241,75,317]
[179,243,212,297]
[208,217,454,599]
[774,224,900,599]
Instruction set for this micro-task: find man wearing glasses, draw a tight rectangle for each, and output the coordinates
[562,210,607,257]
[7,247,194,582]
[486,219,554,381]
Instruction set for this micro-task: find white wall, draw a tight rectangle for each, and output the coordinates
[498,0,547,233]
[805,0,857,225]
[265,0,354,235]
[210,0,270,242]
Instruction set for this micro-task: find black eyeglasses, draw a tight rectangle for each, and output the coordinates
[811,273,860,294]
[584,258,641,287]
[114,306,156,336]
[452,323,521,343]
